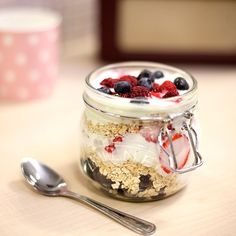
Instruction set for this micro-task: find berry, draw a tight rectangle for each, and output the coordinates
[159,80,177,93]
[167,124,174,130]
[113,136,123,142]
[137,69,152,81]
[120,86,150,98]
[105,143,116,153]
[100,78,119,88]
[97,87,112,94]
[119,75,137,86]
[139,174,152,191]
[138,77,153,90]
[174,77,189,90]
[158,80,179,98]
[152,83,160,92]
[163,90,179,98]
[151,91,162,98]
[151,70,164,80]
[114,81,131,94]
[159,133,190,173]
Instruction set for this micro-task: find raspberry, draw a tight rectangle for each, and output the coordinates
[151,91,162,98]
[120,86,150,98]
[105,143,116,153]
[100,78,119,88]
[159,81,177,93]
[113,136,123,142]
[159,80,179,98]
[163,90,179,98]
[152,83,160,92]
[167,124,174,130]
[119,75,137,86]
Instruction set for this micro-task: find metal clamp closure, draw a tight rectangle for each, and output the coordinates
[158,112,203,174]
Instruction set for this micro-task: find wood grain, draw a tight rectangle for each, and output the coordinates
[1,60,236,236]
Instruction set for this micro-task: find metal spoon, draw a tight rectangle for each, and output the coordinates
[21,158,156,235]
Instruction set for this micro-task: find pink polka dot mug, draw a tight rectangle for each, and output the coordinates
[0,8,61,101]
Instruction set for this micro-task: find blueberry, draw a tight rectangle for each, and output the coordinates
[86,159,115,188]
[138,77,152,90]
[114,81,131,94]
[139,174,152,192]
[137,69,152,81]
[97,87,112,94]
[151,70,164,80]
[174,77,189,90]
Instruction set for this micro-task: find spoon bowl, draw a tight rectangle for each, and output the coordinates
[21,158,67,196]
[21,157,156,235]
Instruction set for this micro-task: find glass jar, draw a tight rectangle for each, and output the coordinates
[80,62,203,202]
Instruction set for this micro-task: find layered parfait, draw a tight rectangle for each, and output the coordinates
[81,63,198,201]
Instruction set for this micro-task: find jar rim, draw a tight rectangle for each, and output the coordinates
[84,61,198,118]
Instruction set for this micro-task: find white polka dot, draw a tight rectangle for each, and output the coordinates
[0,86,7,97]
[47,32,58,42]
[4,70,16,83]
[15,53,27,66]
[17,87,29,99]
[2,35,14,46]
[28,35,39,46]
[28,69,40,82]
[39,50,50,63]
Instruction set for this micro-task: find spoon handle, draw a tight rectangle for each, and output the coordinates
[62,190,156,235]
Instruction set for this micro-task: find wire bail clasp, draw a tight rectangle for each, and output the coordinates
[158,112,203,174]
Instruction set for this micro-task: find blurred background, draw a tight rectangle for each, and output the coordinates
[0,0,99,59]
[1,0,235,63]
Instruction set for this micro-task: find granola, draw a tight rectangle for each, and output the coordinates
[86,120,141,137]
[82,151,181,200]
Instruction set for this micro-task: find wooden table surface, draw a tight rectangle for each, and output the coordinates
[1,59,236,236]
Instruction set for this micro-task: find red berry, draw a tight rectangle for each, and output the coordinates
[152,83,160,92]
[119,75,137,86]
[163,90,179,98]
[100,78,119,88]
[167,124,174,130]
[113,136,123,142]
[160,133,190,173]
[159,80,179,98]
[163,133,182,148]
[151,91,162,98]
[120,86,150,98]
[105,143,116,153]
[159,81,177,93]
